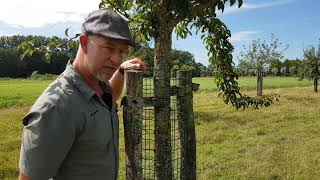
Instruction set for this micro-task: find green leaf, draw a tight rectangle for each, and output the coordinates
[217,1,225,12]
[65,28,70,38]
[230,0,236,6]
[238,0,243,8]
[45,52,51,62]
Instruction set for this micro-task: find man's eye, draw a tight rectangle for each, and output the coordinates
[103,46,114,50]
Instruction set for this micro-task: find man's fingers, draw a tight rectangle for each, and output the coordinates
[121,58,147,74]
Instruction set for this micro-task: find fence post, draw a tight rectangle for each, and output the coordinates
[177,70,196,180]
[123,70,143,180]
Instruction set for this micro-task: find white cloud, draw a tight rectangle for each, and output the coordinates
[0,0,100,28]
[219,0,295,15]
[229,31,259,42]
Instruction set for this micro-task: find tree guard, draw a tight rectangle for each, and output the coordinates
[122,70,198,180]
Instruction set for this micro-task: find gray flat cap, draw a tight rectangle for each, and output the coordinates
[82,9,135,48]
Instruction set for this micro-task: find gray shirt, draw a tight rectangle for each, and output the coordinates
[19,60,119,180]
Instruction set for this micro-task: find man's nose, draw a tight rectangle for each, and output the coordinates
[110,52,123,67]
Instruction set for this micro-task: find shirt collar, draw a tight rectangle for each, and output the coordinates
[64,60,96,101]
[64,60,113,101]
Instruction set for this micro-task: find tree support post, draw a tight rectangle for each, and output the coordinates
[123,70,143,180]
[177,70,196,180]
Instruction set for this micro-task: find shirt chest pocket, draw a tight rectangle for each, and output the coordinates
[80,108,113,148]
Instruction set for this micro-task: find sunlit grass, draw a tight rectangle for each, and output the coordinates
[193,76,314,92]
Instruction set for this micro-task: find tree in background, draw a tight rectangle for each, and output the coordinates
[238,34,288,96]
[269,59,282,76]
[300,40,320,92]
[236,60,255,76]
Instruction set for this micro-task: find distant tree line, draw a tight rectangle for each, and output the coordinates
[0,35,211,78]
[236,34,320,93]
[0,35,75,78]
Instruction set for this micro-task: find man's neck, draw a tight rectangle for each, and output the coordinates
[72,58,104,96]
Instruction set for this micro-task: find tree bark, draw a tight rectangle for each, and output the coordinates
[177,71,196,180]
[123,70,143,180]
[153,25,173,179]
[314,78,318,92]
[257,71,263,96]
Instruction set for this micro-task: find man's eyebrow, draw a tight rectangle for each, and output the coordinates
[100,40,114,46]
[101,38,129,49]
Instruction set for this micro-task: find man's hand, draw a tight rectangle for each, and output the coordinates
[120,58,147,74]
[109,58,147,101]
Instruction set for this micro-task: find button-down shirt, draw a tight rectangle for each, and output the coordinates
[19,60,119,180]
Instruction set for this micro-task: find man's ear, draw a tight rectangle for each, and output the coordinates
[79,34,89,54]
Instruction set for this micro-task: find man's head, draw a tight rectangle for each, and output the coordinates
[76,9,134,81]
[81,9,135,48]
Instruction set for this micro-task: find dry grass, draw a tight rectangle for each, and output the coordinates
[195,87,320,179]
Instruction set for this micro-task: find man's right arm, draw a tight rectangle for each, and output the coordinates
[19,102,76,179]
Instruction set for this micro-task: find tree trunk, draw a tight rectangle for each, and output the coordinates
[314,78,318,92]
[153,26,173,179]
[257,71,263,96]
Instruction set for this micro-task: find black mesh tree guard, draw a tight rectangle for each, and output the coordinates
[122,70,197,180]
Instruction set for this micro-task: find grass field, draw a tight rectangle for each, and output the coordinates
[0,77,319,179]
[193,76,314,91]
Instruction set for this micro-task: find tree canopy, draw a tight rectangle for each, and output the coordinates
[300,39,320,92]
[97,0,282,109]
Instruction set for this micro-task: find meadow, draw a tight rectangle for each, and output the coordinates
[0,76,319,179]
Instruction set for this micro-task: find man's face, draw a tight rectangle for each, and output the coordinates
[85,35,128,81]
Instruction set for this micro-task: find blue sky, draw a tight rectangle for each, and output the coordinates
[1,0,319,66]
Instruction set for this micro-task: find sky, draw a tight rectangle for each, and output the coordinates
[0,0,319,66]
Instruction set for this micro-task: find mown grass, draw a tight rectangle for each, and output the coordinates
[0,79,53,109]
[0,77,319,179]
[194,87,320,179]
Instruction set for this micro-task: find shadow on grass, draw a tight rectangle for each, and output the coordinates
[194,111,218,124]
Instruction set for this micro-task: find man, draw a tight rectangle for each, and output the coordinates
[19,9,146,180]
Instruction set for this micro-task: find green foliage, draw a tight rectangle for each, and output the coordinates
[17,34,79,62]
[100,0,278,110]
[236,34,287,98]
[299,39,320,92]
[299,40,320,80]
[238,34,288,74]
[0,35,72,78]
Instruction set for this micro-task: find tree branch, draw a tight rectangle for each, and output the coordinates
[104,0,131,18]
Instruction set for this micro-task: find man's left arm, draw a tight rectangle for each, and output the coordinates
[109,58,146,101]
